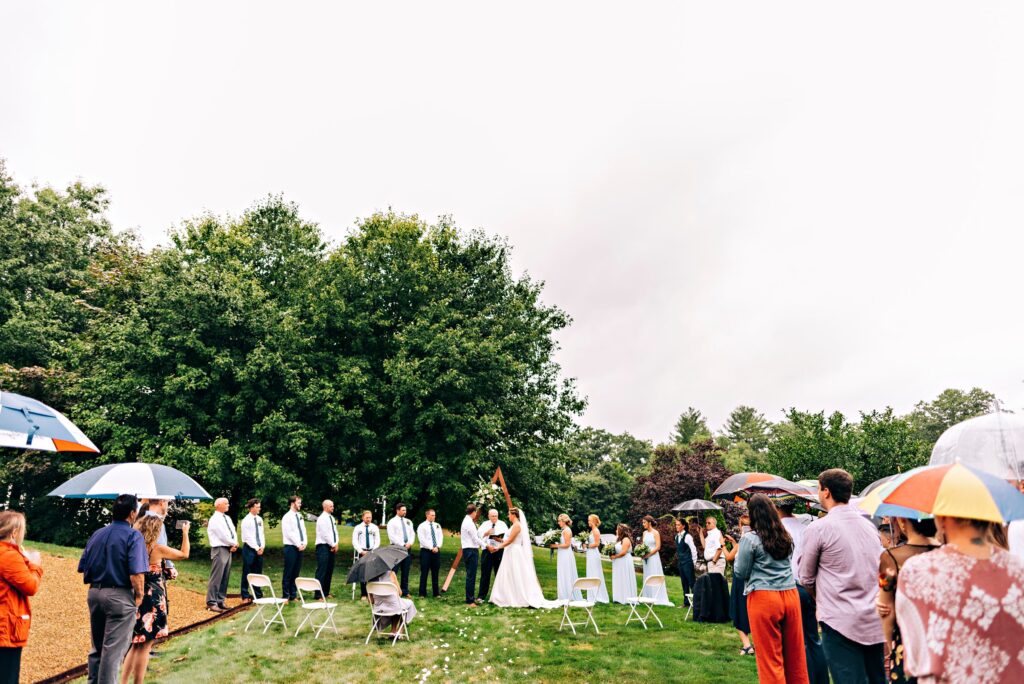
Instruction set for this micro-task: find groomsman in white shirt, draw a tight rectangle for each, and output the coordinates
[315,500,339,599]
[240,498,265,601]
[461,504,482,606]
[206,497,237,612]
[477,508,509,600]
[387,503,415,597]
[352,510,380,600]
[281,495,307,601]
[417,509,443,598]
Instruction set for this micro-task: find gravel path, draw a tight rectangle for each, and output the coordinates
[22,551,235,683]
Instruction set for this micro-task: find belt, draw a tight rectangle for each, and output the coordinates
[90,582,130,590]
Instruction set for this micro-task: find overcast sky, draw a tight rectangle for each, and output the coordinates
[3,2,1023,442]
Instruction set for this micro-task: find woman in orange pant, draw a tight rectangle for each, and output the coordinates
[734,494,808,684]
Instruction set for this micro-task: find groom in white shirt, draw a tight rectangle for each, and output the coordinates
[461,504,482,606]
[387,503,415,597]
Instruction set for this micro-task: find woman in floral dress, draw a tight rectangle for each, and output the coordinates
[121,515,190,684]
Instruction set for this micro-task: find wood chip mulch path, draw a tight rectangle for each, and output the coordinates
[22,552,238,683]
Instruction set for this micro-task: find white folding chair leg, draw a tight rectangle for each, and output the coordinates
[245,604,264,632]
[625,602,648,629]
[559,605,578,635]
[365,616,382,644]
[265,603,286,634]
[584,606,600,634]
[646,604,664,628]
[313,607,338,638]
[294,612,313,637]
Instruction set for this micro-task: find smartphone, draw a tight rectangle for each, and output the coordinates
[174,519,189,530]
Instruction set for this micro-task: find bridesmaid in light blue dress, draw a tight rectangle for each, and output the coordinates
[553,514,582,601]
[610,524,637,604]
[640,515,674,606]
[584,514,609,603]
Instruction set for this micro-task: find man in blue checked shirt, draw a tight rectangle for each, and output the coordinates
[281,495,307,601]
[314,499,339,599]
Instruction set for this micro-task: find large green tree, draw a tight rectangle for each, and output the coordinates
[671,407,710,445]
[722,405,771,451]
[560,427,653,476]
[908,387,996,446]
[565,460,634,533]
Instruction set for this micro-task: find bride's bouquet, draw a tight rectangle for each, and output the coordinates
[601,543,616,557]
[471,479,502,510]
[633,543,651,560]
[540,529,562,547]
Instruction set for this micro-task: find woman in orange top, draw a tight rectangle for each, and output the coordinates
[0,510,44,684]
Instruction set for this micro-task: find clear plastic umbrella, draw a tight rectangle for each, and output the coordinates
[929,412,1024,481]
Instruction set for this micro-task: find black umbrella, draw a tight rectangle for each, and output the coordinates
[346,546,409,584]
[671,498,722,512]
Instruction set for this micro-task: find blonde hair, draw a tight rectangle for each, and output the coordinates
[557,513,571,526]
[0,511,26,545]
[135,514,164,550]
[588,514,601,527]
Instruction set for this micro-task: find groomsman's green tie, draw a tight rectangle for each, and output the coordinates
[255,518,262,547]
[402,520,408,544]
[224,514,235,541]
[297,513,305,544]
[430,524,437,548]
[331,516,337,544]
[364,524,370,551]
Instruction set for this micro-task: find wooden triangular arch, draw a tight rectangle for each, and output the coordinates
[441,466,513,593]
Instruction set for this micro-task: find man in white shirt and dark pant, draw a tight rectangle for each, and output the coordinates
[206,497,237,612]
[417,509,443,598]
[461,504,482,606]
[315,499,339,599]
[239,498,265,601]
[281,495,307,601]
[352,510,380,600]
[386,503,415,597]
[477,508,508,600]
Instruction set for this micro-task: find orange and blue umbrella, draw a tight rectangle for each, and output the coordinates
[857,467,933,520]
[875,462,1024,523]
[711,472,777,501]
[0,391,99,453]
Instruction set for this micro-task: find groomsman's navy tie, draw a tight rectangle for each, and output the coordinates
[297,513,305,544]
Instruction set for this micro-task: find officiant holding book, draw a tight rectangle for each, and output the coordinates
[477,508,508,600]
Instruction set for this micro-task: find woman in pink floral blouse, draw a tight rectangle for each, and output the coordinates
[895,515,1024,683]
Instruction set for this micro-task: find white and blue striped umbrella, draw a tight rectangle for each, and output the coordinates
[49,462,212,500]
[0,391,100,453]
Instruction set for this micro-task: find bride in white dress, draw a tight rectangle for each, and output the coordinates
[489,508,559,609]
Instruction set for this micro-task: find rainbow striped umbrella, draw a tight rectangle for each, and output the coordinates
[875,463,1024,523]
[0,391,99,453]
[857,467,933,520]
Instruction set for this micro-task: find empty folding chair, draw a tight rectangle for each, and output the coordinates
[559,577,602,635]
[294,577,339,639]
[244,574,288,633]
[624,574,666,629]
[684,593,694,621]
[365,580,412,646]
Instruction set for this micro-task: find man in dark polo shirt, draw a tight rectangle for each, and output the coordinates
[78,494,148,684]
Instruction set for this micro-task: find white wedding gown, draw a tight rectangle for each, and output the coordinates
[490,511,560,609]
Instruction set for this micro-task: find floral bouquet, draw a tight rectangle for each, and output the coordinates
[633,543,651,560]
[601,543,616,557]
[574,531,591,547]
[540,529,562,547]
[471,478,502,510]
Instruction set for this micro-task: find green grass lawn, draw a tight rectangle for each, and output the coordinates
[30,525,759,684]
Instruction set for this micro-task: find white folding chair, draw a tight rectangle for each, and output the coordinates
[624,574,666,629]
[366,580,411,646]
[351,549,359,600]
[294,577,339,639]
[559,577,602,635]
[684,593,694,620]
[244,574,288,633]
